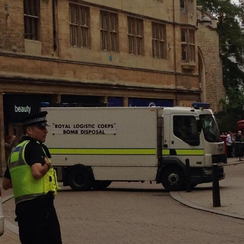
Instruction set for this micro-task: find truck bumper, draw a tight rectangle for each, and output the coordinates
[190,166,225,185]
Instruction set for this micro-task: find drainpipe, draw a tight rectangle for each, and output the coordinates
[52,0,58,53]
[172,0,178,105]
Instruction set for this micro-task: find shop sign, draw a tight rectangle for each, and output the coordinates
[14,105,31,114]
[4,95,42,122]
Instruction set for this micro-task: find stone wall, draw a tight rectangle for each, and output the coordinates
[197,20,225,112]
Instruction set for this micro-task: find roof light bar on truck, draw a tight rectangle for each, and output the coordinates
[192,102,210,109]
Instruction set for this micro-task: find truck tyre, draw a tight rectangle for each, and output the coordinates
[191,184,198,189]
[68,168,93,191]
[162,167,185,191]
[93,181,112,190]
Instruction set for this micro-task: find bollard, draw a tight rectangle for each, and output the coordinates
[212,163,221,207]
[185,159,191,192]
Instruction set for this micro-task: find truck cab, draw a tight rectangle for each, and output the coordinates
[158,103,226,190]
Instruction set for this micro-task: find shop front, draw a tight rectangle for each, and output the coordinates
[3,94,52,137]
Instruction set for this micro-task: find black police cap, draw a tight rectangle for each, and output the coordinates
[20,111,49,127]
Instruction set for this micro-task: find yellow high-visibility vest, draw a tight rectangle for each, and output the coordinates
[8,140,59,204]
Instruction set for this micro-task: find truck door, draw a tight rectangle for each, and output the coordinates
[168,114,204,166]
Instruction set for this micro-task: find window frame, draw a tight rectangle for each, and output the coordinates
[152,22,167,59]
[100,10,119,52]
[127,16,144,56]
[173,115,200,146]
[69,4,90,48]
[181,28,195,62]
[23,0,40,40]
[180,0,186,12]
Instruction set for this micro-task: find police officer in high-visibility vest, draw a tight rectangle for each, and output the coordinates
[3,111,62,244]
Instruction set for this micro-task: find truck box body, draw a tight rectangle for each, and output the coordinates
[43,105,226,191]
[46,107,161,181]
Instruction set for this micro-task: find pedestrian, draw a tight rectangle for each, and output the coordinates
[235,130,243,160]
[226,131,233,158]
[4,135,16,162]
[2,111,62,244]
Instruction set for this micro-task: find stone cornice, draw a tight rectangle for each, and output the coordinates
[0,51,199,78]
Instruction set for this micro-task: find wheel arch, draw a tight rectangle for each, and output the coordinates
[156,157,186,183]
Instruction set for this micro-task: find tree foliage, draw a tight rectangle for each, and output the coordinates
[197,0,244,132]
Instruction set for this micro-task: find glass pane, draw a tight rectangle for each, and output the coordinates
[189,45,195,61]
[24,16,30,39]
[101,31,108,50]
[70,26,78,46]
[152,40,156,57]
[110,14,117,31]
[70,6,77,24]
[160,42,165,58]
[81,28,88,47]
[160,26,164,41]
[173,116,200,146]
[136,20,142,36]
[24,0,39,16]
[182,44,187,60]
[33,0,39,16]
[180,0,185,11]
[128,36,133,53]
[152,23,156,39]
[200,115,221,142]
[189,30,195,44]
[181,30,187,42]
[137,37,142,55]
[33,18,38,40]
[29,18,34,39]
[128,18,134,35]
[30,0,34,15]
[24,0,29,15]
[81,8,87,26]
[101,12,108,30]
[111,33,117,51]
[156,41,160,58]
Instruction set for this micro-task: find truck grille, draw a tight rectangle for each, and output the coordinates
[212,154,227,164]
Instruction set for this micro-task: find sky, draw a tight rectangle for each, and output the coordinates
[231,0,240,4]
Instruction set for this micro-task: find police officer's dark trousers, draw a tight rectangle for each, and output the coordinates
[15,193,62,244]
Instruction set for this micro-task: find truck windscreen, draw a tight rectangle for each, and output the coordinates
[200,114,221,143]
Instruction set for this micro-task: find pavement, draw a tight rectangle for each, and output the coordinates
[171,157,244,220]
[1,157,244,243]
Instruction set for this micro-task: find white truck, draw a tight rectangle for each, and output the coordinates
[43,103,226,191]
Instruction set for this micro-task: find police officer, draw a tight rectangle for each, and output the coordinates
[3,111,62,244]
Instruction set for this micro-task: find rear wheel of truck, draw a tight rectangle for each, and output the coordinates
[191,184,198,189]
[161,167,185,191]
[68,168,93,191]
[93,181,112,190]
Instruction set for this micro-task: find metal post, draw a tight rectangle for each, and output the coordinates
[185,159,191,192]
[212,163,221,207]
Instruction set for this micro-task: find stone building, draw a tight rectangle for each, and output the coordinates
[197,11,225,112]
[0,0,224,174]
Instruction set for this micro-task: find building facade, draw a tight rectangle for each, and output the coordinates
[197,10,225,112]
[0,0,224,175]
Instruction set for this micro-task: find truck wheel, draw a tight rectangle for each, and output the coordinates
[68,168,93,191]
[191,183,198,189]
[162,167,185,191]
[93,181,112,190]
